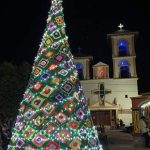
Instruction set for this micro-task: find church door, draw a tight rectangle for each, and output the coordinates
[91,111,111,125]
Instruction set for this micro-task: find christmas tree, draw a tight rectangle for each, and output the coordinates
[8,0,103,149]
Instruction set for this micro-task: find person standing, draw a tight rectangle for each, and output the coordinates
[139,116,150,148]
[111,119,116,130]
[119,119,124,127]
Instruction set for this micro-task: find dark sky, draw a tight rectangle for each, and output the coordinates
[0,0,150,93]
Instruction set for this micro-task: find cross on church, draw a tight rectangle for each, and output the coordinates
[118,23,124,30]
[92,83,111,105]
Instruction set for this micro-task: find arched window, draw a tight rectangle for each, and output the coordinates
[76,63,84,80]
[119,60,130,78]
[117,40,129,56]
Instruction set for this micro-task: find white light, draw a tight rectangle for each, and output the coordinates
[141,101,150,108]
[118,23,124,30]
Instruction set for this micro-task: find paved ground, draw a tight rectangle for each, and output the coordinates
[103,129,149,150]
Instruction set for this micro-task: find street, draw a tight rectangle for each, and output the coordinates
[104,130,148,150]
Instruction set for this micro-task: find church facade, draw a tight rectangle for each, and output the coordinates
[74,26,139,126]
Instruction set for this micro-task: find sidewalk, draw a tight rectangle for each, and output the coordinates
[105,130,148,150]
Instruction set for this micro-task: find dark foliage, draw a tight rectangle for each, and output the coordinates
[0,62,31,118]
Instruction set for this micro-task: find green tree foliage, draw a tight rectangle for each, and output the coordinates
[0,62,31,117]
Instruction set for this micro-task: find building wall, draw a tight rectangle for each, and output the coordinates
[81,78,138,125]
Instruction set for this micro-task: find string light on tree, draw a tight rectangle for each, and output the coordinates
[8,0,103,149]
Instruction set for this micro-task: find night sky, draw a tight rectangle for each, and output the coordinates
[0,0,150,93]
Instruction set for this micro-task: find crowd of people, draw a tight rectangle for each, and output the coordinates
[0,114,14,150]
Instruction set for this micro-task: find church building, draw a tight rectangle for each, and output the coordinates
[74,24,139,126]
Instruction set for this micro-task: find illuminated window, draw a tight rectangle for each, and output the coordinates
[76,63,83,70]
[117,40,129,56]
[119,60,130,78]
[76,63,84,80]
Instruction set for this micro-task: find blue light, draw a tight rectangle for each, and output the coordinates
[119,60,129,66]
[118,40,128,48]
[76,63,83,70]
[117,40,129,56]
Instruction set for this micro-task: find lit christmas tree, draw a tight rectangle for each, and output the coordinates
[8,0,102,149]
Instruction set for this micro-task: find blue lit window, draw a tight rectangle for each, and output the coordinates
[119,60,130,78]
[119,60,129,66]
[76,63,84,80]
[117,40,129,56]
[76,63,83,70]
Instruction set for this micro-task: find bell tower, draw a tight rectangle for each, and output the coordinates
[107,24,138,78]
